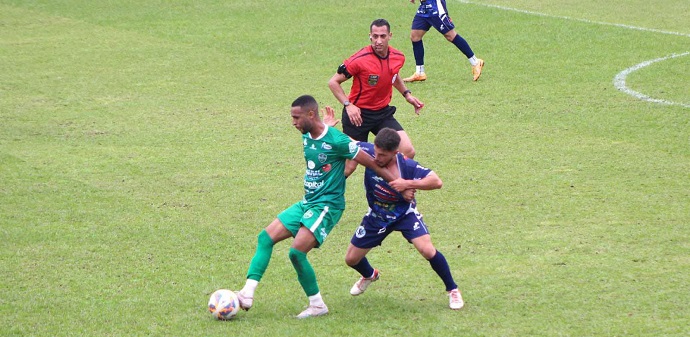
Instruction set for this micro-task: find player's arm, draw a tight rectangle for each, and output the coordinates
[401,188,416,202]
[328,72,351,107]
[393,75,424,115]
[329,64,363,127]
[389,171,442,191]
[346,154,416,198]
[352,150,401,185]
[344,160,358,178]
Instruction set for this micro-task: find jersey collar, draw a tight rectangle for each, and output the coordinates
[308,123,329,140]
[369,45,389,60]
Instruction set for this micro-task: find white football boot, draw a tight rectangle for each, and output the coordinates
[296,304,329,319]
[350,269,380,296]
[449,288,464,310]
[235,290,253,311]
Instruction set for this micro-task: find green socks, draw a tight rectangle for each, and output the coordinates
[245,231,320,297]
[289,247,319,296]
[246,230,274,282]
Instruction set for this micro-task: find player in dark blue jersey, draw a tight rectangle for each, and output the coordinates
[344,127,464,310]
[402,0,484,82]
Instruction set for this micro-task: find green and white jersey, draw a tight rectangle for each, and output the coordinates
[301,125,359,209]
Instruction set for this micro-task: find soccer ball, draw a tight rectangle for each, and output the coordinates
[208,289,240,320]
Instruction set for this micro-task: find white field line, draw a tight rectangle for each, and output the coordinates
[456,0,690,108]
[613,53,690,108]
[455,0,690,38]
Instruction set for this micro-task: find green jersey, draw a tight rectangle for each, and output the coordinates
[301,125,359,209]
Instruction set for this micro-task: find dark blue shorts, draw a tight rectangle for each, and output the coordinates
[350,210,430,249]
[411,13,455,34]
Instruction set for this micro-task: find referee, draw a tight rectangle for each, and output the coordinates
[328,18,424,171]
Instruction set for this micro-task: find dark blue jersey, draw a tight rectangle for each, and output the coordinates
[359,142,433,226]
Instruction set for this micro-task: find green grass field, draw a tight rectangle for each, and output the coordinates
[1,0,688,335]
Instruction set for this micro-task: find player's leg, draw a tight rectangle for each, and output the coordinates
[374,110,416,159]
[430,6,483,81]
[410,234,464,309]
[399,211,464,309]
[410,29,427,75]
[238,217,294,310]
[345,243,372,268]
[442,28,484,81]
[290,226,320,298]
[397,130,415,159]
[443,28,476,60]
[443,28,479,63]
[291,205,343,318]
[404,16,431,82]
[291,228,329,318]
[345,243,379,295]
[410,234,457,288]
[410,233,436,259]
[347,219,387,295]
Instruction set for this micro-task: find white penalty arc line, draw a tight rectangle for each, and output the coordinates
[456,0,690,108]
[613,52,690,108]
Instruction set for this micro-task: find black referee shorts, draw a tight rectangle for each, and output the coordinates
[341,105,404,142]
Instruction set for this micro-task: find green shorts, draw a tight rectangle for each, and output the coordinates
[277,202,344,247]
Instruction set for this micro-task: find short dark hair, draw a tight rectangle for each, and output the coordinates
[292,95,319,113]
[374,128,400,152]
[370,18,390,33]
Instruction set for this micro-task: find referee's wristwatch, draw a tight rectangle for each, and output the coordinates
[343,100,351,107]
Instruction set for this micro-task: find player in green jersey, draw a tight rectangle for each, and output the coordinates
[235,95,404,319]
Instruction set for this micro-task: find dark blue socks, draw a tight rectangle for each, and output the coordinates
[428,250,457,291]
[350,257,375,278]
[451,34,474,59]
[412,40,425,66]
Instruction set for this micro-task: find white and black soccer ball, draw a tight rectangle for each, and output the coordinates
[208,289,240,320]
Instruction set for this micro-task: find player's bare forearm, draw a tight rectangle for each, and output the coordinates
[412,173,442,190]
[353,151,396,182]
[394,75,424,114]
[344,159,358,178]
[393,75,409,96]
[389,172,442,191]
[328,73,350,105]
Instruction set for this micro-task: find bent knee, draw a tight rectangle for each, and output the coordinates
[345,254,360,267]
[410,31,424,42]
[415,244,436,260]
[288,247,306,264]
[421,248,437,260]
[257,230,274,248]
